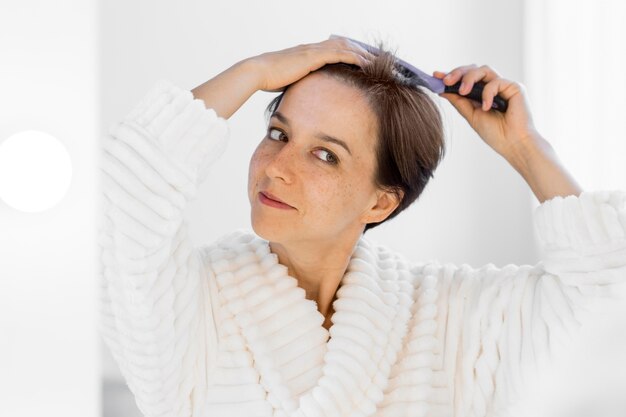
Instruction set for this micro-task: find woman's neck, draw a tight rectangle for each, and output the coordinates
[268,238,356,319]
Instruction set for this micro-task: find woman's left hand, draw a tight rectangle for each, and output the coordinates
[435,65,584,203]
[433,65,540,165]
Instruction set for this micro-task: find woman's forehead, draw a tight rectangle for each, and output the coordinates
[284,72,367,108]
[277,74,378,150]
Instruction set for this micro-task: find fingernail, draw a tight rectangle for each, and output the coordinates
[459,82,466,93]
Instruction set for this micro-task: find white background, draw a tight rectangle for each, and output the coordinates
[100,0,537,269]
[0,0,99,416]
[1,0,624,416]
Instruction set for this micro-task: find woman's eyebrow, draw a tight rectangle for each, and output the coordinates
[271,111,352,156]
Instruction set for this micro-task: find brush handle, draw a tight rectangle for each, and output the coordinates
[444,81,508,112]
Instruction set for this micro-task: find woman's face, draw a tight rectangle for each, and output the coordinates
[248,72,395,244]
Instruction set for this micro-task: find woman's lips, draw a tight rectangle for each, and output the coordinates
[259,192,295,210]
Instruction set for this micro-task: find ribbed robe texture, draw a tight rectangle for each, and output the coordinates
[98,79,626,417]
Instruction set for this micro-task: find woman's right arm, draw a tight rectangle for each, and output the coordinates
[191,38,374,119]
[98,76,234,417]
[98,36,372,417]
[190,59,260,119]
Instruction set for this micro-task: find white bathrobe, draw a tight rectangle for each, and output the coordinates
[98,79,626,417]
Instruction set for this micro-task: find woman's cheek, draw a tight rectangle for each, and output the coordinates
[318,178,349,211]
[249,148,270,179]
[247,150,266,200]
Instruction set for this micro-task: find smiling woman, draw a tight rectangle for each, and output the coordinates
[98,35,626,417]
[249,72,385,243]
[261,51,445,234]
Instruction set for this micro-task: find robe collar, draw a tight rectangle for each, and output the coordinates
[207,229,431,417]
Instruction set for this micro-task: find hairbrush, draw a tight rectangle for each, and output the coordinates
[329,34,508,113]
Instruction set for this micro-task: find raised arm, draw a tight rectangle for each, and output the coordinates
[191,36,374,118]
[97,64,256,416]
[430,65,626,417]
[434,64,583,203]
[98,37,375,417]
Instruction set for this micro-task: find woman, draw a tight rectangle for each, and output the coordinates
[98,36,625,417]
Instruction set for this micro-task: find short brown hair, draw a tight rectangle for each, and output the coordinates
[264,40,446,233]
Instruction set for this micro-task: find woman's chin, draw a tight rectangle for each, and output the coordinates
[251,219,284,242]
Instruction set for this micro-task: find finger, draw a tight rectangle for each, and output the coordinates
[325,37,375,60]
[439,92,478,122]
[481,77,523,108]
[349,42,376,60]
[344,39,377,60]
[332,49,370,67]
[322,45,371,68]
[441,64,478,87]
[306,40,369,68]
[481,79,504,111]
[458,65,503,96]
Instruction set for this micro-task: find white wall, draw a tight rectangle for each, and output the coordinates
[3,1,618,416]
[521,2,626,416]
[99,0,536,391]
[101,0,536,268]
[0,1,99,416]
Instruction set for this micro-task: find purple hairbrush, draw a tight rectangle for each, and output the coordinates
[329,34,508,113]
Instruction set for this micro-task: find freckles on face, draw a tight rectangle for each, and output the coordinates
[247,72,379,236]
[311,175,354,212]
[300,158,375,233]
[247,146,265,203]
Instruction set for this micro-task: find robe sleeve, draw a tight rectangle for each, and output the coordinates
[434,190,626,417]
[532,190,626,298]
[97,79,229,417]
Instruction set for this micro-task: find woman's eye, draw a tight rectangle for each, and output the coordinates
[313,149,339,165]
[266,126,339,165]
[267,127,286,142]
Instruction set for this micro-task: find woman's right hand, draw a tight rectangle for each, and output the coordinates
[248,37,374,93]
[191,37,372,120]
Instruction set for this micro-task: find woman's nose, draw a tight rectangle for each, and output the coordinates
[264,145,295,184]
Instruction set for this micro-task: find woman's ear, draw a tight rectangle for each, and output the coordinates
[362,189,404,224]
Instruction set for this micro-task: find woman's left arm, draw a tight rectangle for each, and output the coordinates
[435,65,626,277]
[434,65,584,204]
[431,65,626,416]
